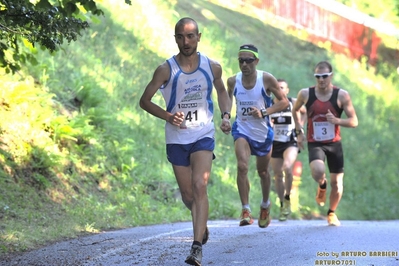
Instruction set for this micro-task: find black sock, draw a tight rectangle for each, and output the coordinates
[320,180,327,189]
[284,194,290,201]
[193,241,202,247]
[280,201,283,207]
[327,209,334,215]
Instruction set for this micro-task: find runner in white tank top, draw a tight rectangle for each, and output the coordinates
[232,70,273,143]
[227,44,289,229]
[161,53,216,144]
[139,18,232,266]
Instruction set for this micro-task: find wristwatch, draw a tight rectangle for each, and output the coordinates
[261,109,268,118]
[221,111,231,119]
[295,128,303,135]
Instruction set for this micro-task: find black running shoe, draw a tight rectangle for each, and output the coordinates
[185,244,202,266]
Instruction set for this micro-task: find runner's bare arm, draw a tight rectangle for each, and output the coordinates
[291,97,307,127]
[139,62,184,126]
[263,72,289,114]
[334,90,358,128]
[292,89,308,150]
[210,59,231,134]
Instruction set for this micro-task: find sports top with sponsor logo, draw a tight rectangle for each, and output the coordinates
[269,98,294,143]
[232,70,273,142]
[305,86,343,143]
[160,53,215,144]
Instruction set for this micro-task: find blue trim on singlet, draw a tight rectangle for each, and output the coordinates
[164,53,214,115]
[261,86,273,128]
[261,88,270,106]
[161,60,172,89]
[166,71,181,113]
[198,67,214,115]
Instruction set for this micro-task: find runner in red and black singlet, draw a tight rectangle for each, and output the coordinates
[305,86,343,143]
[292,61,358,227]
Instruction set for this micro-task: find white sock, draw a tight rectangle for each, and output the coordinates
[260,200,270,209]
[242,204,250,211]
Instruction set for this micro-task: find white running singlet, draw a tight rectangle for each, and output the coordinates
[232,70,273,142]
[269,99,294,142]
[160,53,215,144]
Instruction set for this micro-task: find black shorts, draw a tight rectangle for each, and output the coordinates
[308,141,344,173]
[271,139,298,159]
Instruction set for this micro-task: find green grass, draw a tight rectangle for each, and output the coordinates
[0,0,398,257]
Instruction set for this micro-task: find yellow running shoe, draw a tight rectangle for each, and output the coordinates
[282,199,291,216]
[278,199,291,221]
[316,187,327,206]
[327,213,341,226]
[239,209,254,226]
[278,207,287,221]
[258,204,271,228]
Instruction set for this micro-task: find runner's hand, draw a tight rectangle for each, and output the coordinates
[220,118,231,134]
[297,133,306,150]
[168,112,185,126]
[249,107,262,118]
[326,109,337,124]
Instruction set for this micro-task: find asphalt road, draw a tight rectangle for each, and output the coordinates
[1,219,398,266]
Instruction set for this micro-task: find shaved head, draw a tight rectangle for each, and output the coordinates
[175,17,199,35]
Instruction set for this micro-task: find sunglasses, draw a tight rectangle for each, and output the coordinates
[314,72,332,79]
[238,58,256,64]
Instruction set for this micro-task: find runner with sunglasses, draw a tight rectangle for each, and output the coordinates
[292,61,358,226]
[226,44,289,228]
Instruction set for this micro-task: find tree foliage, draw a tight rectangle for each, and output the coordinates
[335,0,399,24]
[0,0,130,73]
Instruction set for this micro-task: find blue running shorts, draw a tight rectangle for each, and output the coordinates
[166,137,215,166]
[233,133,272,157]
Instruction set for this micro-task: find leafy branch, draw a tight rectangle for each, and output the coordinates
[0,0,131,73]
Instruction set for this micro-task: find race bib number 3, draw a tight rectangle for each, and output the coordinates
[313,121,335,141]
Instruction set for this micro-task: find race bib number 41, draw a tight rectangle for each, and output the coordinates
[177,103,206,129]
